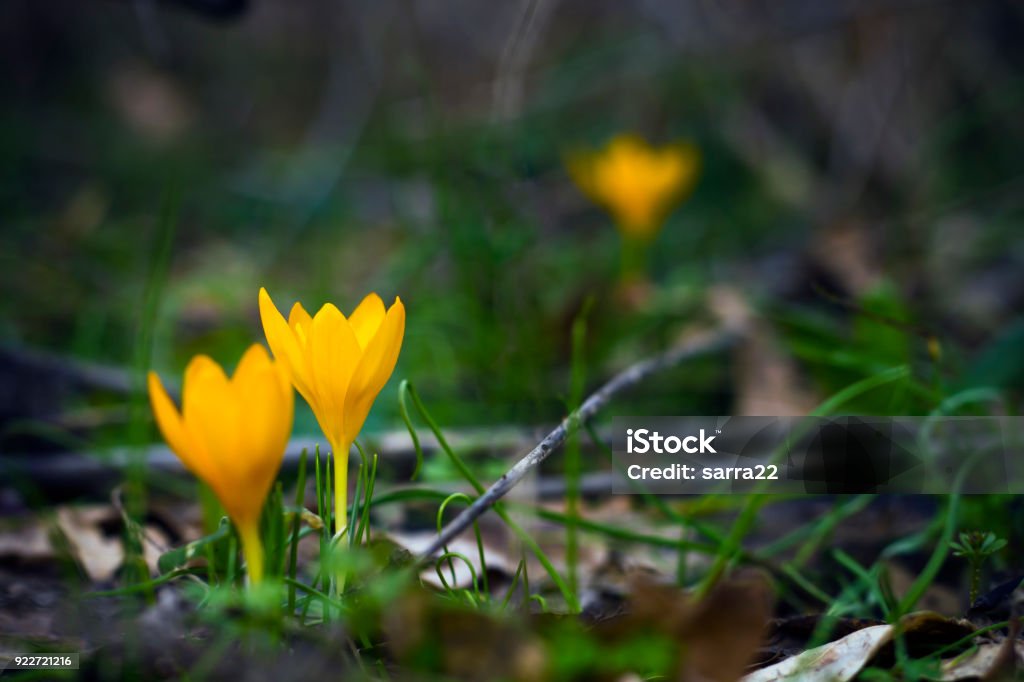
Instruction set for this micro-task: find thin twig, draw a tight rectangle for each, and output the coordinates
[492,0,558,122]
[0,344,140,395]
[414,327,740,563]
[0,427,536,493]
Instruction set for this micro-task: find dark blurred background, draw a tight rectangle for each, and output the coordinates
[2,0,1023,453]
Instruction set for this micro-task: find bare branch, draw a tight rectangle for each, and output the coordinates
[0,427,534,497]
[415,327,740,563]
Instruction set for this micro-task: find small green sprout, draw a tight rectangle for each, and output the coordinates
[950,530,1007,605]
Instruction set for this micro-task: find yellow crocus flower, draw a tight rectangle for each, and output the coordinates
[568,134,699,242]
[258,287,405,538]
[148,344,294,584]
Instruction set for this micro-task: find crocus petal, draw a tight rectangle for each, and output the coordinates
[261,288,405,464]
[147,371,212,483]
[344,297,405,444]
[348,292,386,350]
[233,344,293,461]
[233,345,293,508]
[182,354,241,484]
[259,287,317,406]
[147,347,294,581]
[566,134,699,242]
[310,302,362,448]
[288,301,313,344]
[233,341,273,379]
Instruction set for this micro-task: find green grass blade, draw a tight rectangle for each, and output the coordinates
[287,449,308,614]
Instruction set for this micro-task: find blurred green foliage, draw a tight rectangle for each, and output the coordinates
[1,2,1022,441]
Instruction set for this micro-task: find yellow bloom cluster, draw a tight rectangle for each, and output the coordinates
[147,288,405,584]
[259,288,405,537]
[568,134,699,242]
[148,345,292,584]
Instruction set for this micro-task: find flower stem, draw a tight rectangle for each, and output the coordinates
[238,521,264,586]
[334,441,351,539]
[331,441,352,599]
[619,234,651,281]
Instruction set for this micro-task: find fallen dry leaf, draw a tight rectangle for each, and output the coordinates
[756,614,886,667]
[940,641,1022,681]
[56,506,123,582]
[941,618,1021,681]
[732,321,818,417]
[0,516,56,563]
[744,612,975,682]
[596,570,774,682]
[707,287,817,416]
[384,587,547,682]
[743,623,892,682]
[683,573,776,682]
[55,505,169,581]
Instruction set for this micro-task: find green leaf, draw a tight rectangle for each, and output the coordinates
[853,283,912,368]
[157,517,231,575]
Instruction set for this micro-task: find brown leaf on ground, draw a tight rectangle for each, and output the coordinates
[940,639,1023,681]
[55,505,169,581]
[732,319,818,417]
[384,588,547,682]
[0,516,55,563]
[744,622,892,682]
[55,506,123,582]
[754,615,886,668]
[384,573,772,682]
[744,612,976,682]
[596,570,775,682]
[708,287,817,417]
[683,572,777,682]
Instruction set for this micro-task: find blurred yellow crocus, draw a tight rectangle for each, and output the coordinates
[568,134,699,242]
[148,345,294,585]
[258,287,405,538]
